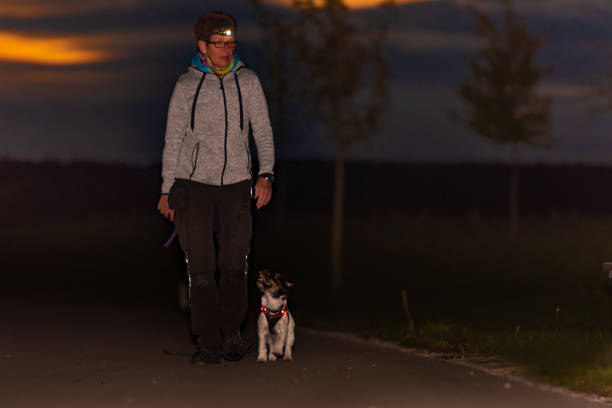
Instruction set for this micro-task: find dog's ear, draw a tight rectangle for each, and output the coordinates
[258,269,266,281]
[285,280,295,288]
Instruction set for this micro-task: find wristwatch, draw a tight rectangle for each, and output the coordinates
[260,173,274,184]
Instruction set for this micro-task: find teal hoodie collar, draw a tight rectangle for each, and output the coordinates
[190,52,241,75]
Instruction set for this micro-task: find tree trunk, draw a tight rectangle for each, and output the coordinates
[331,148,346,288]
[509,143,519,236]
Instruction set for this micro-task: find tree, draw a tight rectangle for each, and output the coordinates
[250,0,392,287]
[456,0,552,235]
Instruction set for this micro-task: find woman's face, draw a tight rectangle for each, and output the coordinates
[198,34,236,69]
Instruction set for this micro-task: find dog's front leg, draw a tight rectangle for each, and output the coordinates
[257,313,269,362]
[272,317,288,358]
[267,332,278,361]
[283,314,295,361]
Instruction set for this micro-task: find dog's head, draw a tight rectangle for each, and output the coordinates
[257,269,294,298]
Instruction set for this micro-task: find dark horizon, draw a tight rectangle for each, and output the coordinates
[6,159,612,229]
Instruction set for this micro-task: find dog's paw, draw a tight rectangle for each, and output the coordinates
[257,355,268,363]
[268,353,277,362]
[283,354,293,361]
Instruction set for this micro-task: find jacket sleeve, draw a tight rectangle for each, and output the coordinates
[244,72,275,177]
[161,81,189,194]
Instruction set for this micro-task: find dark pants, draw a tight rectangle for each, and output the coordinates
[174,179,252,348]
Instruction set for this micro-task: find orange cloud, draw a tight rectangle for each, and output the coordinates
[0,32,109,65]
[0,0,139,18]
[264,0,435,9]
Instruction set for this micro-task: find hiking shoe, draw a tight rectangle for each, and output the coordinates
[191,346,221,365]
[222,332,244,361]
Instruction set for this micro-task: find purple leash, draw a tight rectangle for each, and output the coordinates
[164,225,177,248]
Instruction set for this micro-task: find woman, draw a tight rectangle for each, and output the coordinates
[157,10,275,364]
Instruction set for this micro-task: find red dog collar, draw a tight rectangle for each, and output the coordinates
[261,304,287,319]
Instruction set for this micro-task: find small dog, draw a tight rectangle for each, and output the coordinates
[256,269,295,362]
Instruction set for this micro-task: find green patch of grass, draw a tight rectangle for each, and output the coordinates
[564,364,612,396]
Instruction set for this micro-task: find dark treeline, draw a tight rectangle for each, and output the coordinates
[276,161,612,217]
[0,160,159,225]
[3,159,612,225]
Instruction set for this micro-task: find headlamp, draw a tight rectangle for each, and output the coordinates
[216,28,234,37]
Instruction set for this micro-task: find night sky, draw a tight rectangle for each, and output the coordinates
[2,0,612,165]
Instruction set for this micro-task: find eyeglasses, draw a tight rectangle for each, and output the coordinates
[207,40,238,49]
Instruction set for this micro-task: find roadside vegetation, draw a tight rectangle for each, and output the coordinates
[276,214,612,397]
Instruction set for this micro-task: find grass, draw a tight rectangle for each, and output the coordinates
[3,212,612,396]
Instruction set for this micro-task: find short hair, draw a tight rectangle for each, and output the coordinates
[194,11,237,42]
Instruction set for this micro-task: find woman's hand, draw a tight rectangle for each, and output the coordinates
[253,177,272,210]
[157,194,175,221]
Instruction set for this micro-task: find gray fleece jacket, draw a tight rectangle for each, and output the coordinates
[161,60,275,194]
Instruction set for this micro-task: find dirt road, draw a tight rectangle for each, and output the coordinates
[1,297,606,408]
